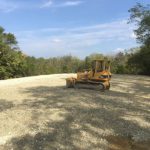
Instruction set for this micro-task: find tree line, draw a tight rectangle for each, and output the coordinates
[0,3,150,80]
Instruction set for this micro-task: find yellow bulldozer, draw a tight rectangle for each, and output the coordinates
[66,59,111,91]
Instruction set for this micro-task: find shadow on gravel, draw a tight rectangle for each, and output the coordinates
[0,99,14,112]
[2,77,150,150]
[111,75,150,96]
[112,81,150,96]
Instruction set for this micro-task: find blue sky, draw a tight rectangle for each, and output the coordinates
[0,0,149,58]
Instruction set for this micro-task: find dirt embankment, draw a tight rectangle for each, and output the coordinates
[0,74,150,150]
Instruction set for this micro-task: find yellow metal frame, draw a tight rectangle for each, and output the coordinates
[66,59,111,90]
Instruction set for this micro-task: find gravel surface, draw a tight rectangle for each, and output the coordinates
[0,74,150,150]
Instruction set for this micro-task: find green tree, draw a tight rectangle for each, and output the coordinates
[110,51,132,74]
[0,26,26,79]
[129,3,150,45]
[128,3,150,75]
[84,53,104,69]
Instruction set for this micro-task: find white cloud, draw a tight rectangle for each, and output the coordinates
[15,19,137,58]
[130,32,137,39]
[51,38,62,43]
[40,0,53,8]
[40,0,83,8]
[113,48,124,53]
[0,0,83,12]
[61,1,83,6]
[0,0,17,12]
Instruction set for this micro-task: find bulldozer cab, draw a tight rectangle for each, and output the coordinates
[92,60,110,73]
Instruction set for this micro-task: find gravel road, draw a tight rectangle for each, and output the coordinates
[0,74,150,150]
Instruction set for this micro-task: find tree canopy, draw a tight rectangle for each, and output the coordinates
[0,26,26,79]
[128,3,150,75]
